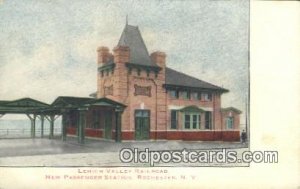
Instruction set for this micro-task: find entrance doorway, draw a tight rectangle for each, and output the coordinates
[104,112,112,139]
[135,110,150,140]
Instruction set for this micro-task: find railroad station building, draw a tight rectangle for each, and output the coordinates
[0,24,242,143]
[75,24,241,141]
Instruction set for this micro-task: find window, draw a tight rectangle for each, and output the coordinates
[198,92,202,100]
[135,110,149,117]
[192,92,201,100]
[184,113,200,129]
[137,69,141,76]
[192,115,198,129]
[203,93,212,101]
[226,117,234,129]
[169,90,179,99]
[182,91,190,100]
[170,110,178,129]
[184,114,190,129]
[205,111,212,129]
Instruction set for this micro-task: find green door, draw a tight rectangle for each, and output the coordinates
[135,110,150,140]
[104,112,112,139]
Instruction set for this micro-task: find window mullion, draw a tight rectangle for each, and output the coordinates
[190,113,193,129]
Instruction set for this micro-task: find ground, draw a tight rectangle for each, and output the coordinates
[0,137,249,167]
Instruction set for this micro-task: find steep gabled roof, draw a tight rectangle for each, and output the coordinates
[165,67,228,92]
[118,24,159,67]
[99,24,229,93]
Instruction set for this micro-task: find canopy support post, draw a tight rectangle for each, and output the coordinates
[61,110,68,142]
[39,115,45,138]
[46,115,55,139]
[26,114,37,138]
[78,108,87,144]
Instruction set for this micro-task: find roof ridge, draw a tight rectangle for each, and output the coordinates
[57,96,92,99]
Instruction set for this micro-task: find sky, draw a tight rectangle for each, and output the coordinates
[0,0,249,122]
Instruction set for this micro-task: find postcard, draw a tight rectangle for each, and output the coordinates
[0,0,299,188]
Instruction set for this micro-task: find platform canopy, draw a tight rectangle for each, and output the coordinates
[0,98,50,114]
[0,96,126,115]
[50,96,126,111]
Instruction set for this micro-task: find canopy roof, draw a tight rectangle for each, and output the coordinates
[51,96,126,109]
[0,97,126,115]
[0,98,50,114]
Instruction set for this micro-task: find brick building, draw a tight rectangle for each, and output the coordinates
[63,24,241,142]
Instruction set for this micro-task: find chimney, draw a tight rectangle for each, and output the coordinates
[151,51,166,68]
[97,46,111,65]
[113,45,130,63]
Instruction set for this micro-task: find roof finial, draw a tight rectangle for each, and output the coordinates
[126,14,128,25]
